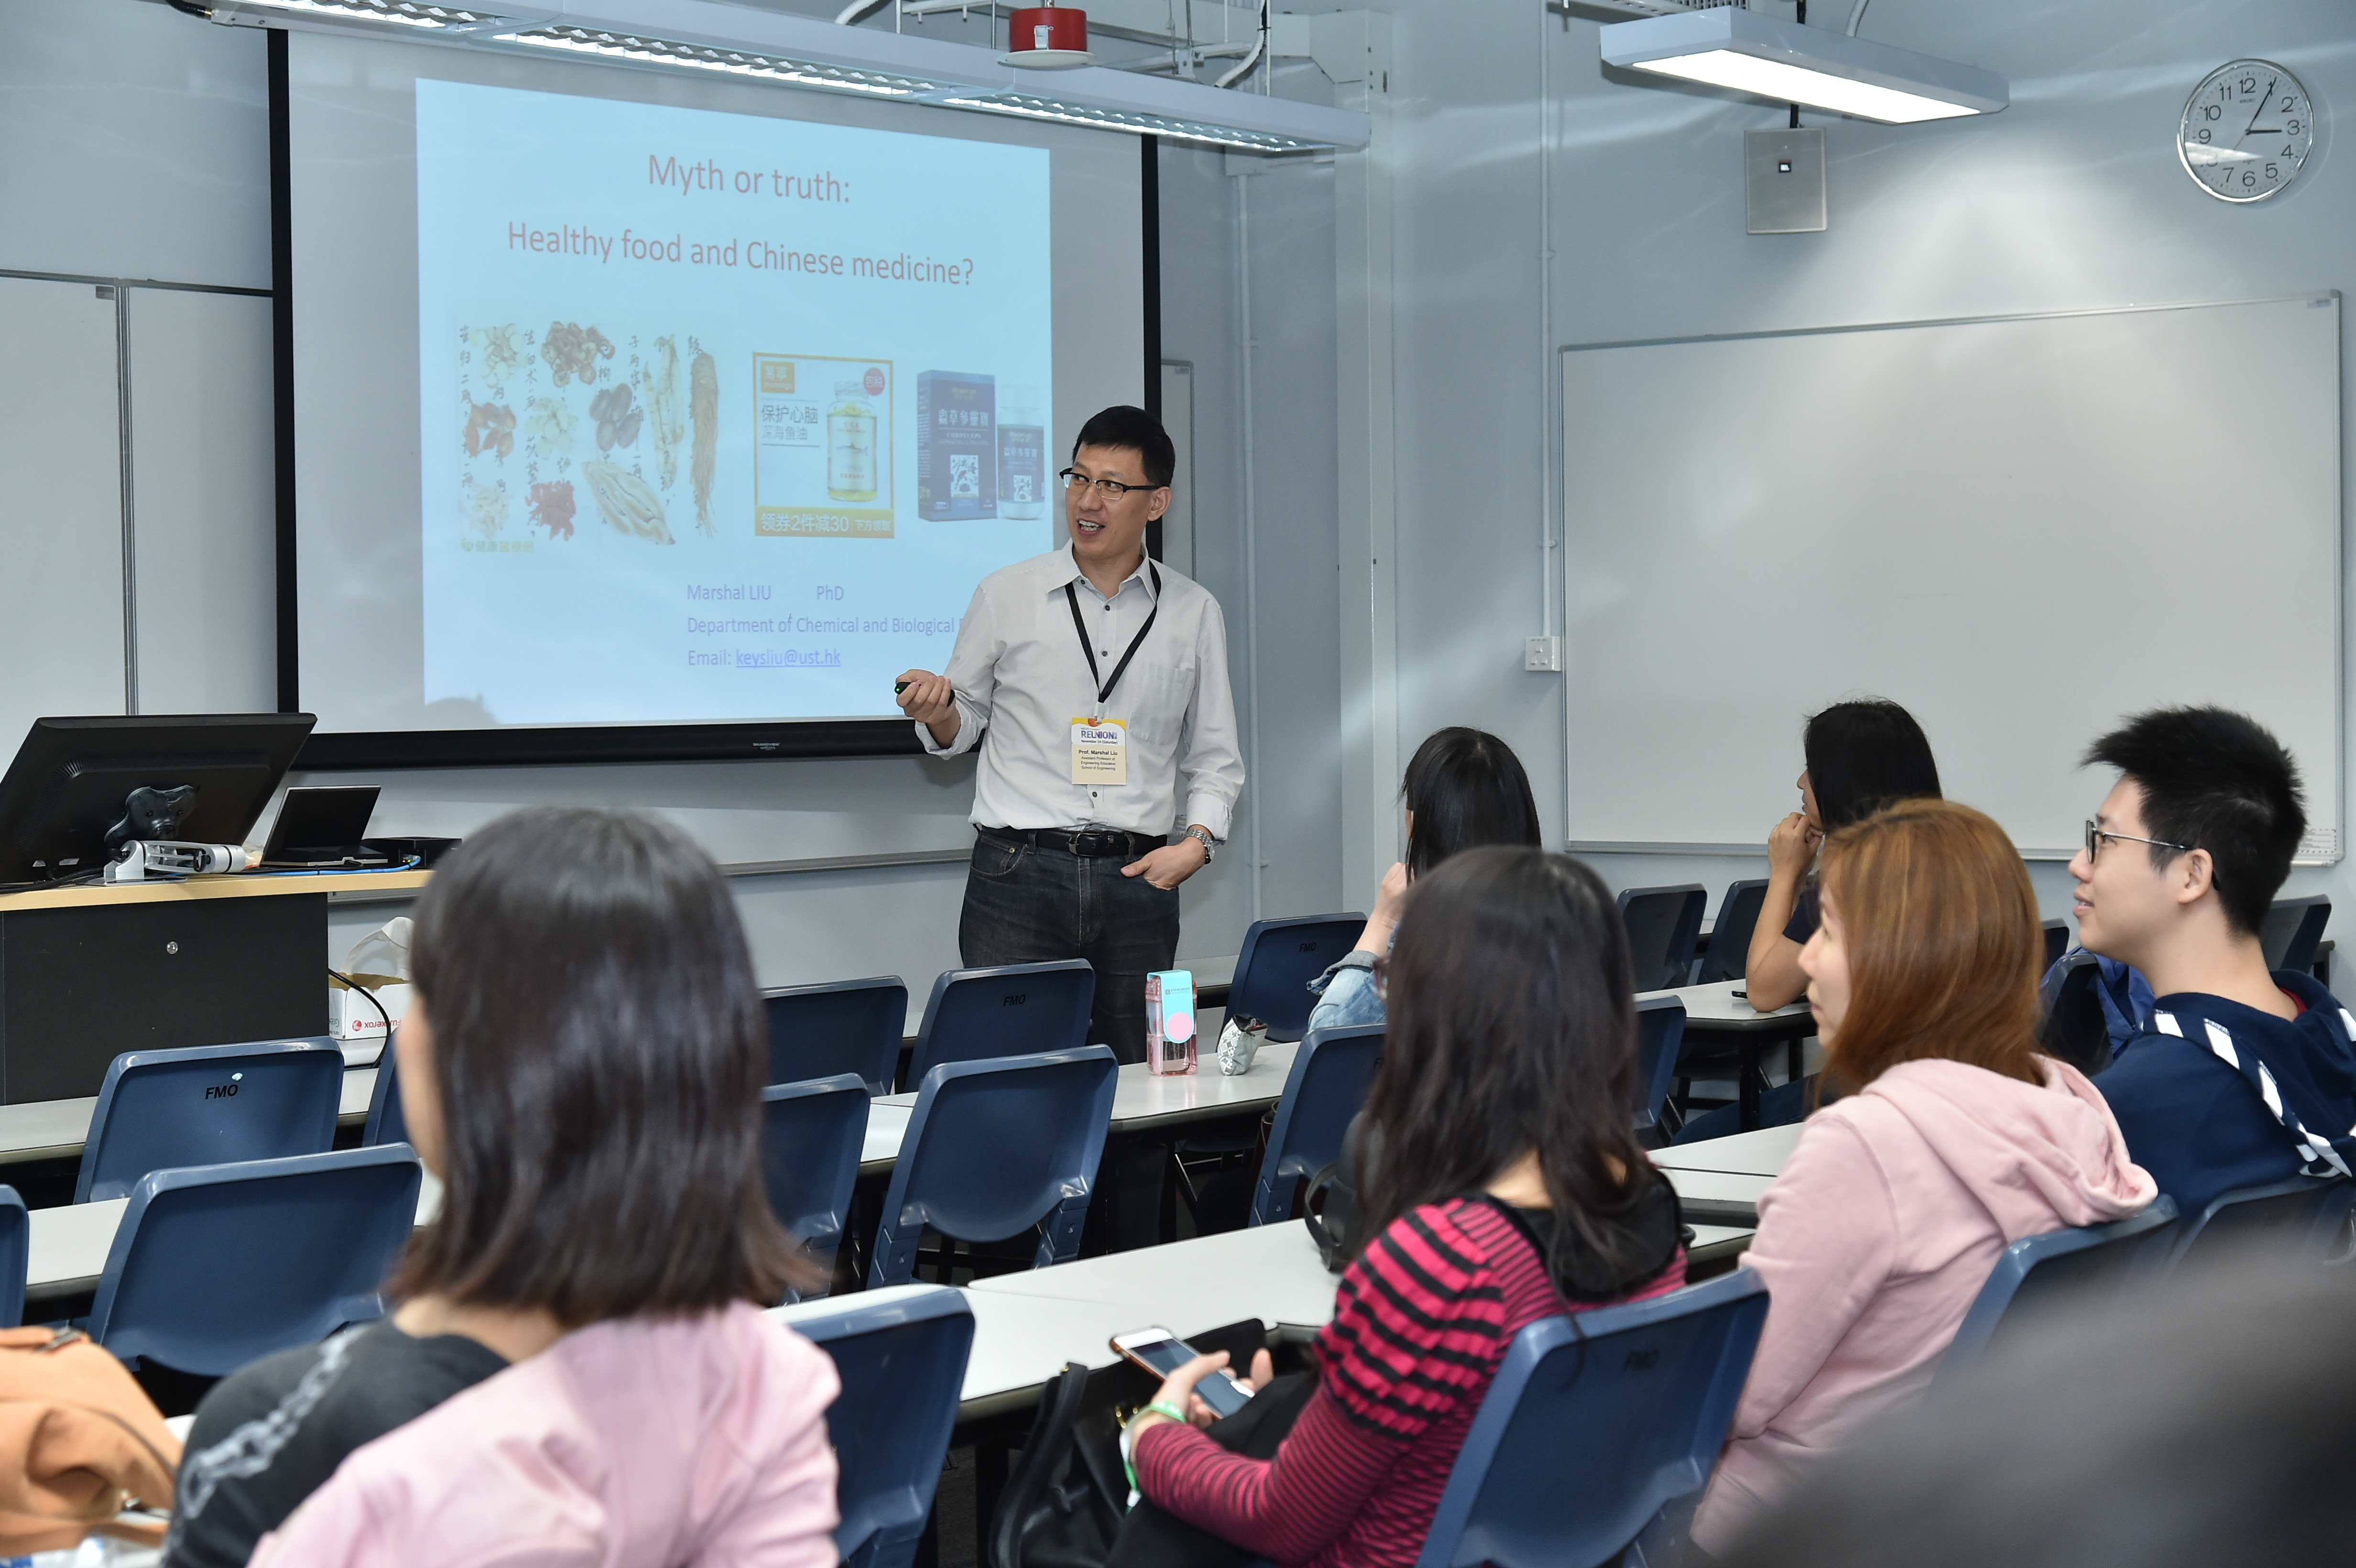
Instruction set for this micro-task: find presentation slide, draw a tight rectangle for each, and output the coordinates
[286,30,1143,744]
[419,80,1053,727]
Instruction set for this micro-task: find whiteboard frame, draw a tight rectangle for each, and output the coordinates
[1557,293,2345,865]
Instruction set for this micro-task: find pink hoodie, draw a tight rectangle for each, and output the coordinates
[250,1302,841,1568]
[1691,1056,2155,1554]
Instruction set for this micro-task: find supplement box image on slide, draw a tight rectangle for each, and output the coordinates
[756,355,895,537]
[918,370,996,520]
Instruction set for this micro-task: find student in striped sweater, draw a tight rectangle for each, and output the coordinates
[1128,846,1690,1568]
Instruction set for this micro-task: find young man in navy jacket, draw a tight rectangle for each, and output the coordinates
[2070,707,2356,1217]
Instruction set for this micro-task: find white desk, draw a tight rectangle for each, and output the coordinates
[943,1215,1755,1420]
[1642,979,1811,1028]
[857,1043,1300,1175]
[0,1067,380,1167]
[24,1169,442,1302]
[1651,1122,1803,1180]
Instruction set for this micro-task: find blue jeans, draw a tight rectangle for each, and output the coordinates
[959,828,1182,1066]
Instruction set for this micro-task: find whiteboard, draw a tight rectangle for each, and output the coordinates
[0,275,125,751]
[1560,294,2342,862]
[126,285,277,715]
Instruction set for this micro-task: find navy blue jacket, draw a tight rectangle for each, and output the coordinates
[2096,969,2356,1218]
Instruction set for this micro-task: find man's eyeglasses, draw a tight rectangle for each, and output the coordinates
[2084,819,2192,863]
[1059,468,1156,499]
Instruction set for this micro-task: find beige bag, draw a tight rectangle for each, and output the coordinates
[0,1326,181,1551]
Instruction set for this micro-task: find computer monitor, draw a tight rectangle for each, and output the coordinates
[0,714,316,887]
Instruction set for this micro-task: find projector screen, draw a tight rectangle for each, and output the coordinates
[281,31,1146,762]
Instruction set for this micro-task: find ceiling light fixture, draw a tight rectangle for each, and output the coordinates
[1600,8,2006,125]
[505,27,942,96]
[938,91,1319,152]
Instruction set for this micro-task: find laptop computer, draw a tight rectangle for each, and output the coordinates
[260,786,392,869]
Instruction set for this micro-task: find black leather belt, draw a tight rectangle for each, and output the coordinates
[985,827,1166,860]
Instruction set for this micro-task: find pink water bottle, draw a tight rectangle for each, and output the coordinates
[1145,970,1198,1075]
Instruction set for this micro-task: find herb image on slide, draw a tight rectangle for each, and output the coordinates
[691,346,719,535]
[582,459,672,543]
[645,336,686,492]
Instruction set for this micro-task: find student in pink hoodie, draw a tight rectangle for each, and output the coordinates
[245,808,840,1568]
[1692,799,2156,1557]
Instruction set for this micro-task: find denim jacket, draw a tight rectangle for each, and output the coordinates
[1304,951,1385,1036]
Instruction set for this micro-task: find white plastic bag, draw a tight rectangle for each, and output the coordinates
[1217,1017,1262,1076]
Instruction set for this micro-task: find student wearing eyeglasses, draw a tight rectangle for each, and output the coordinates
[895,405,1243,1066]
[2072,707,2356,1217]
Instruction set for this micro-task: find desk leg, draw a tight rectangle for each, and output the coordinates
[1739,1041,1763,1132]
[1788,1035,1805,1086]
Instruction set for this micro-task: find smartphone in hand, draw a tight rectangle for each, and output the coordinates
[1111,1326,1252,1419]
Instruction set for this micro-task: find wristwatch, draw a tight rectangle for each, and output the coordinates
[1183,825,1218,862]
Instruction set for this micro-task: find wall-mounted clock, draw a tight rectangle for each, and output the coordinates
[2180,59,2314,203]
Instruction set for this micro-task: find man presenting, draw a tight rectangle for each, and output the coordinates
[896,405,1243,1064]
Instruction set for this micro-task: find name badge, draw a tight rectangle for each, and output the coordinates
[1070,718,1129,785]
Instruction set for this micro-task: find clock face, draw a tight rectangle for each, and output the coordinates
[2180,60,2314,203]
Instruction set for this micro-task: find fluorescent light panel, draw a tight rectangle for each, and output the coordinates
[940,92,1317,152]
[1601,9,2006,126]
[234,0,506,25]
[207,0,1361,152]
[504,27,943,97]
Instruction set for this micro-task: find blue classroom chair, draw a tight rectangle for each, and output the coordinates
[765,977,908,1094]
[900,961,1095,1091]
[1617,885,1707,993]
[869,1046,1117,1289]
[762,1074,872,1300]
[2261,895,2331,977]
[362,1038,407,1148]
[1632,997,1687,1142]
[2171,1175,2356,1268]
[1248,1025,1384,1227]
[0,1187,25,1330]
[1937,1198,2180,1381]
[1414,1269,1772,1568]
[776,1284,975,1568]
[76,1039,345,1204]
[1226,913,1368,1042]
[86,1144,423,1375]
[1694,880,1768,986]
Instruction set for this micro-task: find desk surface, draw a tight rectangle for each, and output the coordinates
[0,869,431,913]
[858,1042,1299,1176]
[944,1214,1753,1419]
[1651,1122,1803,1179]
[1643,979,1813,1031]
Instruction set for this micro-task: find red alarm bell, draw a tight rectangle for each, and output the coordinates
[1003,4,1096,67]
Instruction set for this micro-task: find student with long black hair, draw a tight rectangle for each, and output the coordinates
[1127,847,1687,1568]
[1744,699,1944,1013]
[1303,727,1543,1035]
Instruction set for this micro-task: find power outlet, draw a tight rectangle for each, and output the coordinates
[1524,635,1562,673]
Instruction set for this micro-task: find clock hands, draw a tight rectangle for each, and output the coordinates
[2240,76,2276,144]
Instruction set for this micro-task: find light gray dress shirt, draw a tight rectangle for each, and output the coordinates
[920,545,1244,839]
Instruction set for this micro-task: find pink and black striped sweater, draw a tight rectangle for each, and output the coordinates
[1133,1196,1687,1568]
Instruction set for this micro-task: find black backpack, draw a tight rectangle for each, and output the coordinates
[1301,1112,1380,1273]
[989,1320,1297,1568]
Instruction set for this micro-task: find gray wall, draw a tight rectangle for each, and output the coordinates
[0,0,1343,1009]
[1385,0,2356,943]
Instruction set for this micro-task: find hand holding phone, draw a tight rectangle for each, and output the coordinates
[1111,1327,1253,1420]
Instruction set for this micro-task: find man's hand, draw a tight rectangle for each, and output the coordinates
[1123,832,1210,890]
[895,670,960,748]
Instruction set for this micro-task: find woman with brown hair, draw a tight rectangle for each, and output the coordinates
[1691,799,2155,1557]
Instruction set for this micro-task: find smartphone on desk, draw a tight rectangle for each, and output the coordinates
[1111,1327,1253,1419]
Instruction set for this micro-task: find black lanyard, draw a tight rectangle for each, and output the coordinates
[1066,562,1160,722]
